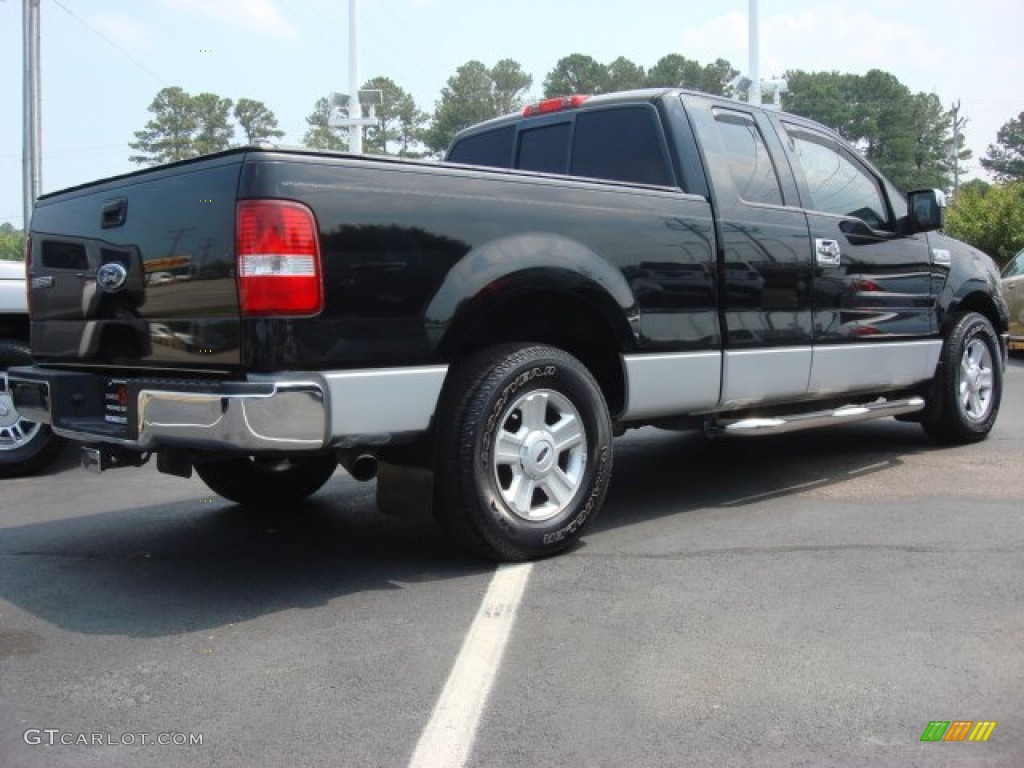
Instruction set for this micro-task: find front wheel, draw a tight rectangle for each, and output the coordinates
[434,344,613,561]
[195,455,338,506]
[921,312,1003,443]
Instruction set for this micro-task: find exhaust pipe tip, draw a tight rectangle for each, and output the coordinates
[343,453,378,482]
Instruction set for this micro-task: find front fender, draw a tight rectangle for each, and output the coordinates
[932,233,1008,335]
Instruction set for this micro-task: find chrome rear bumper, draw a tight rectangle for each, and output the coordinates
[9,365,447,454]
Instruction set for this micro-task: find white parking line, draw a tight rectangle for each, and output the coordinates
[408,562,533,768]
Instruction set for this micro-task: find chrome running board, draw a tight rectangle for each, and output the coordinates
[708,396,925,437]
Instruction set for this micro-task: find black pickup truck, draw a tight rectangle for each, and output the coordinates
[11,88,1008,561]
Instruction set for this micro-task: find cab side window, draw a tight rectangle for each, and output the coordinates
[446,125,514,168]
[712,109,783,206]
[571,106,674,187]
[784,124,889,230]
[518,122,571,174]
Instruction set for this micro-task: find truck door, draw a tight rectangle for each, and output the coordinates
[682,96,814,408]
[776,119,939,395]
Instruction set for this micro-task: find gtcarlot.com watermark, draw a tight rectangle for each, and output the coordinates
[24,729,203,747]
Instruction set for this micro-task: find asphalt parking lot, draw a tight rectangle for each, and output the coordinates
[2,359,1022,767]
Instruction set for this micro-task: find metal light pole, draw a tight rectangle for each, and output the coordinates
[748,0,761,106]
[348,0,362,154]
[23,0,42,229]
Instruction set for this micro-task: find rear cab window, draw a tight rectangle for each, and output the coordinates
[447,102,678,189]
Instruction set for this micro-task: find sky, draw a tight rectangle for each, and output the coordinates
[1,0,1023,228]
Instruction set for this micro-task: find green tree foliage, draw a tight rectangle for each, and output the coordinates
[543,54,609,96]
[0,222,25,262]
[859,70,920,188]
[606,56,646,92]
[490,59,533,116]
[192,93,234,156]
[544,53,736,98]
[946,180,1024,266]
[302,97,349,151]
[361,77,428,157]
[646,54,736,95]
[702,59,740,95]
[980,111,1024,181]
[234,98,285,144]
[129,86,199,165]
[909,93,966,190]
[783,69,958,192]
[131,88,284,164]
[425,60,533,154]
[426,61,494,153]
[783,70,859,136]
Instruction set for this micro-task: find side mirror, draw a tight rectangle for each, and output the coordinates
[907,188,946,234]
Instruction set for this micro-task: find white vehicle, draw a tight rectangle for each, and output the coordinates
[0,260,64,476]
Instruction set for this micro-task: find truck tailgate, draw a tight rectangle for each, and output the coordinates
[27,152,245,372]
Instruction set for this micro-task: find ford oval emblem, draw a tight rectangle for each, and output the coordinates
[97,262,129,292]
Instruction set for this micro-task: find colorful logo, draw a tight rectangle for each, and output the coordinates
[920,721,996,742]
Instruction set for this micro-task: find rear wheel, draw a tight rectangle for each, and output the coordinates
[195,455,338,506]
[434,344,613,561]
[921,312,1002,443]
[0,339,66,478]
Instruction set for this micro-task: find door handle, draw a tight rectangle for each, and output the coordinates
[815,238,842,267]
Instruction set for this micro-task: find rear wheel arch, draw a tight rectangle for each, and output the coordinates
[440,287,630,418]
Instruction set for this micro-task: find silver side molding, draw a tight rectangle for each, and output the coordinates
[722,347,813,407]
[320,366,448,438]
[708,396,925,437]
[621,352,721,420]
[808,340,942,395]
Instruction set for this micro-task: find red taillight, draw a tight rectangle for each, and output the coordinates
[236,200,323,316]
[522,94,590,117]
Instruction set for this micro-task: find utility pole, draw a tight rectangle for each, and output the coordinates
[328,1,378,153]
[748,0,761,106]
[950,100,966,197]
[348,0,362,154]
[23,0,42,229]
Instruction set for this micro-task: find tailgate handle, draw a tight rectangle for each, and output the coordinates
[101,197,128,229]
